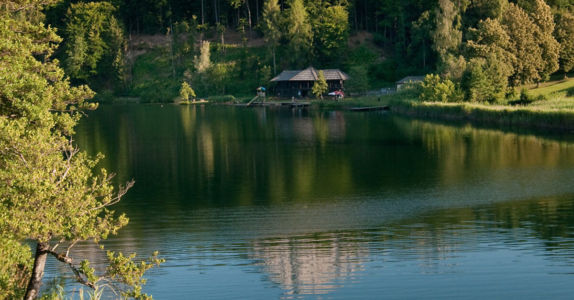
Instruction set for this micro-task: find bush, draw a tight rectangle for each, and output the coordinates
[461,58,507,103]
[509,88,542,106]
[419,74,462,102]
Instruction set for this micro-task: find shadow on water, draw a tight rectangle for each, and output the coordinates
[60,105,574,298]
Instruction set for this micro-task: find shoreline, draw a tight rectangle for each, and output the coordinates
[387,100,574,132]
[98,95,574,132]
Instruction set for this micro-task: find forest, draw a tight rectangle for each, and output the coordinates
[43,0,574,102]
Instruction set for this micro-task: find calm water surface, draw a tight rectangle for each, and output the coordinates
[54,105,574,298]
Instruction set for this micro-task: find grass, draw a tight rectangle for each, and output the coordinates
[527,78,574,110]
[365,79,574,131]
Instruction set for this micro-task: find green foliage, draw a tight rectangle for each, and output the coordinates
[206,63,231,95]
[410,10,434,70]
[130,48,181,102]
[257,64,272,86]
[432,0,465,78]
[0,237,31,299]
[420,74,462,102]
[173,20,198,59]
[179,82,196,101]
[310,4,349,66]
[346,66,370,94]
[555,12,574,74]
[529,0,560,81]
[286,0,313,68]
[464,0,506,28]
[105,251,164,300]
[502,3,559,85]
[261,0,282,74]
[63,2,126,84]
[38,0,574,103]
[462,56,508,102]
[312,70,328,99]
[0,1,161,298]
[520,88,537,103]
[465,17,515,75]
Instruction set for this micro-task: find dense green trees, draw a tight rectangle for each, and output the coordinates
[464,18,514,102]
[555,12,574,76]
[309,2,349,67]
[0,0,161,298]
[286,0,313,68]
[39,0,574,101]
[261,0,282,74]
[63,1,126,84]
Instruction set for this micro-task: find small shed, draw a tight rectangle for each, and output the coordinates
[396,76,425,91]
[271,67,350,98]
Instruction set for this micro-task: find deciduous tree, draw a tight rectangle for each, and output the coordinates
[286,0,313,68]
[464,18,514,101]
[312,71,328,99]
[432,0,469,79]
[502,3,544,85]
[529,0,560,82]
[310,3,349,67]
[0,1,161,299]
[63,1,126,83]
[555,12,574,76]
[261,0,282,74]
[180,82,197,101]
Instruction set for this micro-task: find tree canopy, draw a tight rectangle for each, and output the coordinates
[63,1,126,84]
[38,0,574,102]
[0,1,161,298]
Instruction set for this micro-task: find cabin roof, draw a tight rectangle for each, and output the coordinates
[396,76,426,84]
[271,67,350,82]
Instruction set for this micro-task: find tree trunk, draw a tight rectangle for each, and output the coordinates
[201,0,205,25]
[246,0,252,32]
[24,243,49,300]
[272,47,277,76]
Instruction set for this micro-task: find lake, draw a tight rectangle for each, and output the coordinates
[51,104,574,299]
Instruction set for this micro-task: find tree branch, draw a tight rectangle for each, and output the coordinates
[89,179,135,212]
[46,250,96,289]
[56,146,78,186]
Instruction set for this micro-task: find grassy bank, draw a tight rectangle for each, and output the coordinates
[375,79,574,131]
[389,100,574,131]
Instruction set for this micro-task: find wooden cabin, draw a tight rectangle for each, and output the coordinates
[271,67,350,98]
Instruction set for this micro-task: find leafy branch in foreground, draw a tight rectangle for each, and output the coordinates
[0,1,162,299]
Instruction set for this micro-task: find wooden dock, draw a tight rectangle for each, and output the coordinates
[348,106,389,112]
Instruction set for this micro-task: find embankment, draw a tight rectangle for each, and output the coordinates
[390,100,574,131]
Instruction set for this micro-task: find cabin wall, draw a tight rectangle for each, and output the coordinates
[274,80,345,98]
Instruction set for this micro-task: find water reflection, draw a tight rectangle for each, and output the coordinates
[250,234,368,297]
[66,105,574,298]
